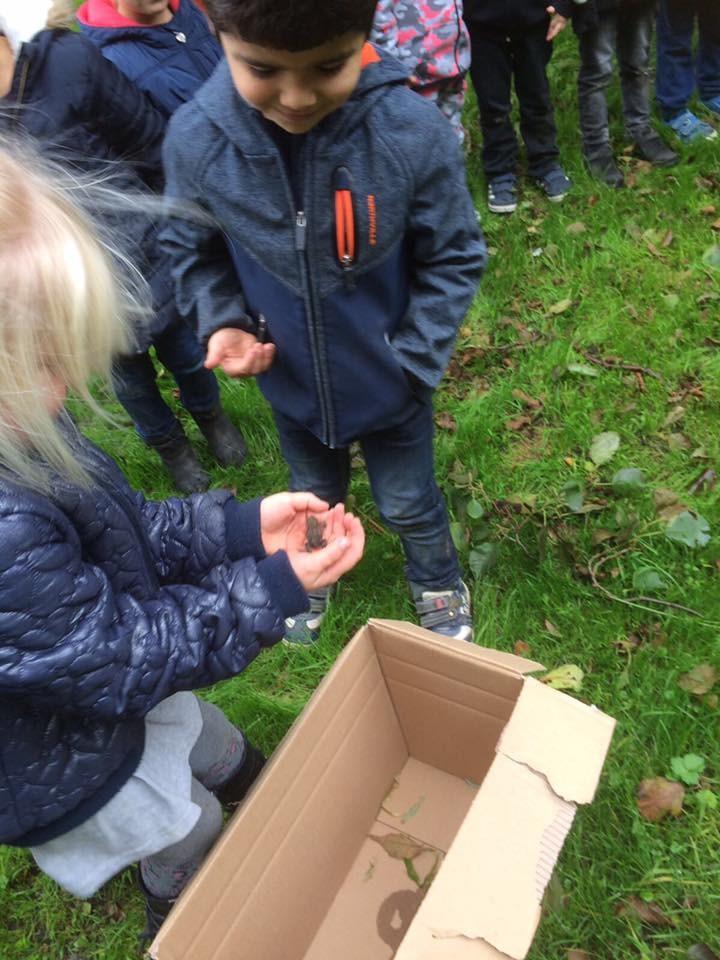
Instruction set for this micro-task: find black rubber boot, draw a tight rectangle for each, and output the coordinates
[191,408,248,469]
[137,866,176,949]
[215,743,266,811]
[584,149,625,188]
[632,128,679,167]
[149,426,210,494]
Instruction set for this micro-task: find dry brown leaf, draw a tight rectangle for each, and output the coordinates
[567,952,591,960]
[434,411,457,432]
[616,895,675,927]
[664,405,686,427]
[514,640,531,658]
[688,468,718,495]
[667,432,692,451]
[688,944,720,960]
[544,619,562,637]
[678,664,718,697]
[512,388,543,410]
[507,414,533,432]
[636,777,684,821]
[370,833,430,861]
[653,488,679,510]
[566,221,587,235]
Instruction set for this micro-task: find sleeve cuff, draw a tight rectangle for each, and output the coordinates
[223,497,265,561]
[256,552,309,619]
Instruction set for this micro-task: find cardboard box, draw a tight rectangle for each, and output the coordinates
[151,620,615,960]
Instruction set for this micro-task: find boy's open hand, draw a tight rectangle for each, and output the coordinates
[205,328,276,377]
[260,494,364,591]
[546,7,568,41]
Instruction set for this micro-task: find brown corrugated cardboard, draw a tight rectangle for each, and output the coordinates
[151,620,615,960]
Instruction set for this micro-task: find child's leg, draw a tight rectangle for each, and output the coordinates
[466,25,519,178]
[656,0,697,120]
[697,0,720,107]
[423,78,467,141]
[188,697,247,791]
[360,402,460,591]
[273,411,350,506]
[577,14,617,160]
[511,23,561,178]
[112,352,183,445]
[617,4,654,139]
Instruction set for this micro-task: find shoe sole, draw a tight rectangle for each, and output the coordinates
[546,193,568,203]
[488,202,517,214]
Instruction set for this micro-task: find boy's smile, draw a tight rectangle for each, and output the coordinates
[221,31,366,134]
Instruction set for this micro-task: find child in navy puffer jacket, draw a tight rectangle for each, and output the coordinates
[77,0,221,116]
[0,141,363,942]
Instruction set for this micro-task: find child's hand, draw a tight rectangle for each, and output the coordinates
[205,328,276,377]
[260,492,330,556]
[546,7,568,41]
[286,508,365,591]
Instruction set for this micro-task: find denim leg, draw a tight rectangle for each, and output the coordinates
[360,402,460,590]
[697,0,720,102]
[112,352,179,444]
[656,0,697,119]
[511,24,560,177]
[468,28,520,177]
[273,411,350,506]
[153,319,220,417]
[577,16,617,157]
[617,5,653,136]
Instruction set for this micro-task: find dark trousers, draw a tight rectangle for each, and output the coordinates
[656,0,720,119]
[577,5,654,157]
[113,319,220,444]
[274,402,461,590]
[467,21,560,178]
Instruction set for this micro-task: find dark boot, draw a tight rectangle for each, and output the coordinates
[632,128,679,167]
[149,425,210,494]
[584,149,625,188]
[191,408,248,469]
[137,866,176,948]
[215,743,266,810]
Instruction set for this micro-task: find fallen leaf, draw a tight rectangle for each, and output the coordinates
[540,664,584,691]
[544,619,561,637]
[566,221,587,235]
[612,468,646,494]
[512,388,543,410]
[565,362,599,378]
[678,664,718,697]
[653,488,679,511]
[514,640,531,657]
[632,568,666,593]
[548,297,573,315]
[688,468,718,495]
[636,777,684,821]
[665,511,711,548]
[658,501,688,523]
[370,833,429,861]
[617,895,675,926]
[667,432,692,451]
[702,244,720,268]
[507,414,533,432]
[590,431,620,466]
[562,479,585,513]
[688,946,720,960]
[664,405,685,427]
[435,411,457,432]
[567,952,591,960]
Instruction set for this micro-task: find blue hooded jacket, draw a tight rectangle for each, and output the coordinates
[0,427,306,847]
[77,0,222,116]
[162,48,487,449]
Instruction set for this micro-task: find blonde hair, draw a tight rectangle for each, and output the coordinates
[0,142,134,492]
[46,0,75,30]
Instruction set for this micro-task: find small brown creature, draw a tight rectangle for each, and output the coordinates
[305,515,327,552]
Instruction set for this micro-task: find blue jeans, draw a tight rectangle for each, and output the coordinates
[578,5,654,157]
[113,319,220,444]
[274,403,461,590]
[656,0,720,119]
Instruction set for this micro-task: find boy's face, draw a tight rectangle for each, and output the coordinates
[116,0,172,25]
[221,31,366,134]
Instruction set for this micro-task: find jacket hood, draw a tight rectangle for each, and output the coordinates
[77,0,182,44]
[196,43,409,154]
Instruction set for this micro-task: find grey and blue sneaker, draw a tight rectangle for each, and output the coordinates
[283,587,331,645]
[535,166,572,202]
[412,580,473,643]
[701,95,720,118]
[665,109,717,143]
[487,174,518,214]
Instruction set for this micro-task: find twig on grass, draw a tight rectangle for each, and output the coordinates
[578,350,663,380]
[488,331,544,353]
[588,548,703,618]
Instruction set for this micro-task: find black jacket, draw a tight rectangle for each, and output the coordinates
[572,0,657,36]
[464,0,573,30]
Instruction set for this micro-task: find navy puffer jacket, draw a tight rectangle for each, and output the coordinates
[1,30,176,351]
[0,427,306,847]
[77,0,222,117]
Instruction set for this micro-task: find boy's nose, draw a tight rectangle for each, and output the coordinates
[278,84,318,111]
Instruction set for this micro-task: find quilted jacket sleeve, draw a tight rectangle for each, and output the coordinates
[388,110,487,390]
[161,112,255,343]
[137,491,266,582]
[0,503,305,721]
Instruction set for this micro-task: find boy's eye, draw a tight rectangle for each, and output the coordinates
[248,65,277,77]
[317,62,346,75]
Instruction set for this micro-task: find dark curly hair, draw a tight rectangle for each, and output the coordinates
[204,0,377,50]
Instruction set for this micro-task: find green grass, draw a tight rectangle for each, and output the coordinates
[2,32,720,960]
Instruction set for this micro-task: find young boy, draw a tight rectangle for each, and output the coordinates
[463,0,573,214]
[573,0,678,188]
[370,0,471,140]
[655,0,719,143]
[77,0,221,115]
[161,0,487,644]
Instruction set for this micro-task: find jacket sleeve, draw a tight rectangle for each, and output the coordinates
[388,118,487,390]
[0,505,306,721]
[137,491,266,581]
[160,116,256,343]
[76,37,166,185]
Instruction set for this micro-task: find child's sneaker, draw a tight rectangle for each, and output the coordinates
[665,109,717,143]
[283,587,330,645]
[701,95,720,118]
[535,166,572,202]
[632,128,679,167]
[487,174,518,214]
[584,148,625,188]
[412,580,473,643]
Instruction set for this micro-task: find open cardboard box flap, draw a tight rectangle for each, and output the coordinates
[151,620,614,960]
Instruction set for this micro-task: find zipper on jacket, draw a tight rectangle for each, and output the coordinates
[295,210,307,252]
[333,166,356,291]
